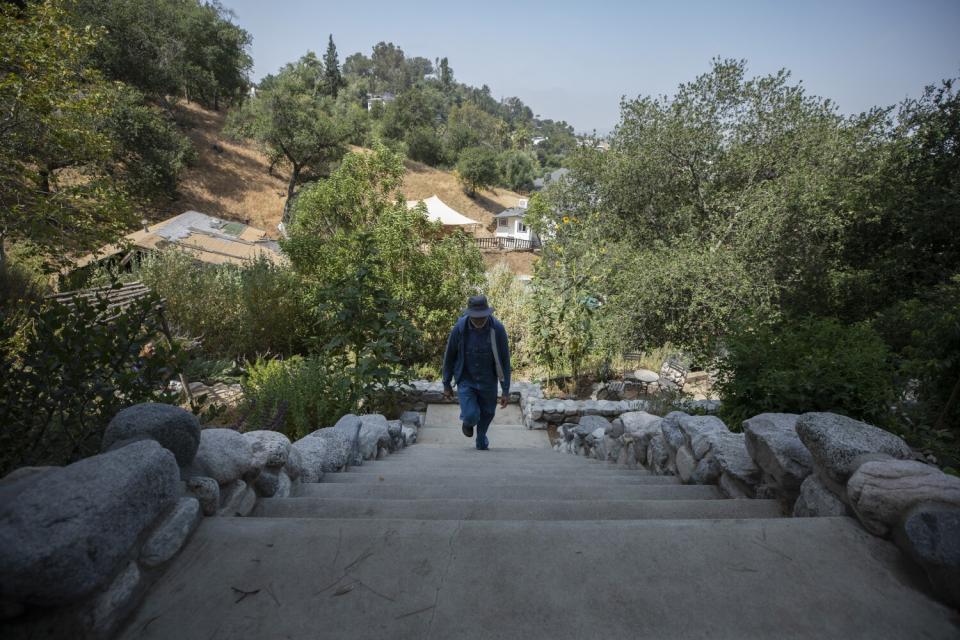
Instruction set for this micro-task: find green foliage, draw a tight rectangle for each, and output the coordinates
[136,251,309,360]
[0,0,134,268]
[102,82,196,201]
[444,103,504,158]
[286,146,485,367]
[874,276,960,466]
[498,150,537,192]
[714,317,896,429]
[71,0,252,109]
[405,126,444,165]
[309,232,418,411]
[242,356,353,440]
[456,146,499,196]
[323,35,346,98]
[0,285,184,475]
[485,263,535,374]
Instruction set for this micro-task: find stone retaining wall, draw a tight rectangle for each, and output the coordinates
[554,408,960,609]
[0,404,424,638]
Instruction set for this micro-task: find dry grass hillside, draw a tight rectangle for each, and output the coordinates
[400,158,526,237]
[167,102,539,273]
[170,102,286,237]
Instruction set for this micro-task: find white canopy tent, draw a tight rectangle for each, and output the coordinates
[406,195,478,228]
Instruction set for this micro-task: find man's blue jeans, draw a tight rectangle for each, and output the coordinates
[457,380,498,449]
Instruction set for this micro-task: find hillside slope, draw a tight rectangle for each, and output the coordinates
[171,102,286,237]
[169,102,538,274]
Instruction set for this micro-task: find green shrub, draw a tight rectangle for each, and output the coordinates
[136,250,309,359]
[874,275,960,468]
[241,356,353,440]
[714,316,896,429]
[0,286,183,475]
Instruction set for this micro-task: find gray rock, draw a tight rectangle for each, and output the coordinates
[793,475,848,518]
[691,455,721,484]
[387,420,403,438]
[284,445,304,480]
[602,435,623,462]
[710,432,760,488]
[0,466,57,486]
[253,468,283,497]
[102,403,201,467]
[606,419,625,439]
[575,415,609,439]
[185,476,219,516]
[0,441,178,606]
[894,504,960,608]
[274,471,293,498]
[244,430,291,469]
[89,562,142,637]
[660,412,688,454]
[620,411,663,437]
[847,460,960,536]
[646,434,671,475]
[186,428,254,485]
[743,413,811,493]
[678,415,728,451]
[330,414,363,465]
[675,446,696,483]
[560,423,579,441]
[290,436,329,483]
[309,428,356,472]
[401,425,417,446]
[218,479,256,517]
[358,414,391,460]
[140,497,201,567]
[796,412,912,485]
[399,411,422,429]
[719,472,752,499]
[0,466,58,501]
[587,427,606,445]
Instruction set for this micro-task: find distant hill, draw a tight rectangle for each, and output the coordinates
[168,102,538,274]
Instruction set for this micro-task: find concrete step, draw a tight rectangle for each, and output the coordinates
[356,458,639,472]
[252,497,783,520]
[119,517,959,640]
[336,466,654,480]
[292,482,721,501]
[424,402,524,427]
[317,473,680,486]
[415,427,549,448]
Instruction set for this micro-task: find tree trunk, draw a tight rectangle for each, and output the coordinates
[281,165,301,224]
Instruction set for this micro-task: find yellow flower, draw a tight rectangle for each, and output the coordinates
[562,216,570,224]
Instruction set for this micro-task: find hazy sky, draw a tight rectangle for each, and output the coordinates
[221,0,960,134]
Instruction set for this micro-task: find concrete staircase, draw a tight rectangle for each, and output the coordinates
[119,406,959,639]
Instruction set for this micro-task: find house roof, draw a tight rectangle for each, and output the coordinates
[493,207,527,219]
[533,167,570,190]
[73,211,284,270]
[406,195,479,226]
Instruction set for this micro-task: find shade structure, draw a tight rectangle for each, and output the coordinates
[406,195,479,227]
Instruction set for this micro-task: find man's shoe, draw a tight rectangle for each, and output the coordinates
[461,423,474,438]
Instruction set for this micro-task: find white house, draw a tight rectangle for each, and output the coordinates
[493,199,540,247]
[366,92,396,111]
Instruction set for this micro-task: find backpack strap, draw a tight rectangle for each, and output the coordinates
[489,327,504,383]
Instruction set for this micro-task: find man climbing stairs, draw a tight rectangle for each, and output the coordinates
[118,406,958,639]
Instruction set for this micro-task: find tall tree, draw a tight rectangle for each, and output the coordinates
[226,53,349,222]
[439,57,454,88]
[323,34,345,98]
[0,0,179,268]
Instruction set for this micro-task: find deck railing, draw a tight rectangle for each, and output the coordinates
[473,236,541,251]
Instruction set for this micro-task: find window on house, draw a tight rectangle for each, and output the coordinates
[517,221,528,234]
[497,218,509,228]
